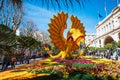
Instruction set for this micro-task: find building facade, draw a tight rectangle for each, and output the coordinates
[85,34,96,47]
[96,4,120,47]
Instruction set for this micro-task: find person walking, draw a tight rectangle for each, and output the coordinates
[25,48,30,64]
[19,49,24,64]
[10,57,16,69]
[1,56,9,71]
[32,49,37,61]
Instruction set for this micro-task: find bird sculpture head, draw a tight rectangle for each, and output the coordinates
[67,28,85,46]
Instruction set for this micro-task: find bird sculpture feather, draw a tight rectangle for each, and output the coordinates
[46,12,86,59]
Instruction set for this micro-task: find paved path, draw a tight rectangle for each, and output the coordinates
[0,58,43,71]
[0,58,49,80]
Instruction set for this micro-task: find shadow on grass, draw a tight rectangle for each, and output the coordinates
[11,70,26,72]
[30,74,62,80]
[29,70,114,80]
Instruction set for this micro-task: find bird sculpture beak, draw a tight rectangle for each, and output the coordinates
[67,35,74,42]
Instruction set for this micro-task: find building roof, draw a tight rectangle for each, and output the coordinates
[96,4,120,28]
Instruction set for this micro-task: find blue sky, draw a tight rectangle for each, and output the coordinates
[23,0,119,34]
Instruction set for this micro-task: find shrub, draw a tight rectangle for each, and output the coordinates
[72,63,94,69]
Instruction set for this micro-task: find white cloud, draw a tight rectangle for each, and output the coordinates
[24,2,55,17]
[23,2,56,32]
[23,2,96,35]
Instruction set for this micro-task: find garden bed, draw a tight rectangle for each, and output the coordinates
[0,57,120,80]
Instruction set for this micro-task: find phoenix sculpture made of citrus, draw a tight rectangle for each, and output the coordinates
[45,12,86,59]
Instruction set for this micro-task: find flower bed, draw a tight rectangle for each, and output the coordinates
[54,58,95,64]
[27,58,120,80]
[1,57,120,80]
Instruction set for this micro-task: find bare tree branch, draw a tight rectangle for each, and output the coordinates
[0,0,24,32]
[0,0,4,10]
[21,20,38,37]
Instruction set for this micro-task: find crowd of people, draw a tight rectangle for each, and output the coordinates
[1,47,120,71]
[0,48,49,71]
[87,48,120,60]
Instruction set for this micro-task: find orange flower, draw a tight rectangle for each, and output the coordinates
[112,73,117,79]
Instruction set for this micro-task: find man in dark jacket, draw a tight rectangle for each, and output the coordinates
[1,56,9,71]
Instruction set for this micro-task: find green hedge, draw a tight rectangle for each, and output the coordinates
[30,70,114,80]
[72,63,94,69]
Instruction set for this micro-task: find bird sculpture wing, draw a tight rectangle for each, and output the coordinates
[70,15,85,36]
[48,12,68,51]
[66,15,86,51]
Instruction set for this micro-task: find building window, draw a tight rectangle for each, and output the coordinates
[106,25,108,32]
[109,23,111,25]
[109,23,111,31]
[118,32,120,40]
[101,28,104,34]
[118,17,120,25]
[99,40,101,44]
[112,21,114,30]
[99,30,100,35]
[104,26,106,33]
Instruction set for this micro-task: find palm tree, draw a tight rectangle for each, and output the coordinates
[0,0,87,10]
[37,0,87,10]
[0,0,88,32]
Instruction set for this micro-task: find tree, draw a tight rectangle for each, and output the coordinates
[0,24,17,53]
[17,36,40,49]
[20,20,38,36]
[0,0,23,32]
[112,41,117,50]
[104,43,113,50]
[117,40,120,48]
[96,47,105,52]
[41,32,50,44]
[88,47,96,52]
[20,20,45,42]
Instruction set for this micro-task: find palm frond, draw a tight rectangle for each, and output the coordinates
[61,0,67,10]
[42,0,45,8]
[46,0,49,10]
[75,0,81,8]
[50,0,56,11]
[65,0,69,10]
[55,0,61,10]
[28,0,88,10]
[69,0,73,8]
[0,0,4,10]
